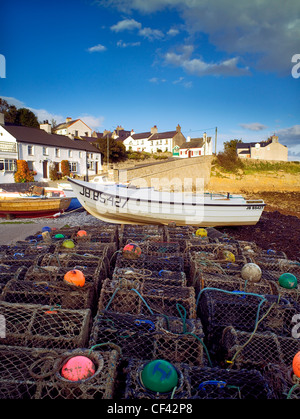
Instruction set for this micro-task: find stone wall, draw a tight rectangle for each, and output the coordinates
[114,155,213,191]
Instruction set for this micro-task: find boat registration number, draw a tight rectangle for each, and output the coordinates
[80,187,129,208]
[246,205,264,210]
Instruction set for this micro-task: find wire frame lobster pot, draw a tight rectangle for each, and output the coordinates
[0,345,120,399]
[263,363,300,399]
[153,316,206,367]
[194,271,275,296]
[221,326,300,371]
[115,253,185,274]
[89,311,157,361]
[112,267,187,287]
[24,264,103,294]
[98,278,196,319]
[185,365,273,399]
[269,281,300,304]
[0,264,28,290]
[142,281,196,319]
[119,224,164,247]
[197,289,296,351]
[139,241,181,257]
[0,279,96,312]
[0,302,91,350]
[124,359,189,399]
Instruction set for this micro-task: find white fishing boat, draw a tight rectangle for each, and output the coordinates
[67,177,266,227]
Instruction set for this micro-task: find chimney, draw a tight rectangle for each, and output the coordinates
[203,132,207,141]
[66,117,72,123]
[151,125,158,134]
[0,113,4,125]
[176,124,181,133]
[187,136,191,142]
[40,120,52,134]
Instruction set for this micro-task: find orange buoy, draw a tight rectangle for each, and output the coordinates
[292,351,300,378]
[64,269,85,287]
[77,230,87,237]
[61,356,96,381]
[122,243,142,260]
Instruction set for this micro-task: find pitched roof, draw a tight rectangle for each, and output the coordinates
[4,125,101,153]
[132,132,152,140]
[149,131,177,141]
[180,139,204,149]
[54,119,92,131]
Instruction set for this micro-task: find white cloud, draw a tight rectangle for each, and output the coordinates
[117,40,141,47]
[98,0,300,74]
[164,45,250,77]
[87,44,107,53]
[240,123,268,131]
[110,18,142,32]
[167,28,180,37]
[138,27,164,40]
[77,114,105,130]
[275,125,300,147]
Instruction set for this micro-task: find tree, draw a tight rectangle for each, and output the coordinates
[97,137,127,163]
[0,98,39,127]
[216,139,244,172]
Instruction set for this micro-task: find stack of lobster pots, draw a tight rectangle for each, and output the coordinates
[0,220,299,399]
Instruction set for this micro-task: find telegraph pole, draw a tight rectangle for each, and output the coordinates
[215,127,217,155]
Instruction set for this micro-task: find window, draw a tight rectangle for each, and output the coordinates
[69,162,77,172]
[79,151,82,158]
[55,148,60,158]
[68,150,73,158]
[27,161,34,171]
[0,159,16,172]
[43,147,48,156]
[28,145,34,155]
[75,130,78,137]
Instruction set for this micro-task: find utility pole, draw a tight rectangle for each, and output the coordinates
[107,134,109,173]
[215,127,217,155]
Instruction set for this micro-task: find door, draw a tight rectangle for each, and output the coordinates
[43,161,48,178]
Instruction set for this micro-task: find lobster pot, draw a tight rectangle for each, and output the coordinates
[139,241,181,256]
[270,281,300,304]
[0,279,96,312]
[24,264,102,294]
[124,359,189,399]
[185,365,273,399]
[263,364,300,399]
[115,253,185,273]
[89,311,157,361]
[0,345,64,399]
[221,326,300,370]
[142,281,196,319]
[0,264,28,289]
[0,253,42,268]
[112,267,187,287]
[98,279,196,319]
[197,290,296,349]
[0,346,120,399]
[98,278,144,315]
[54,241,117,260]
[0,302,91,350]
[194,271,274,296]
[235,240,260,257]
[154,316,206,367]
[164,226,195,251]
[119,224,164,247]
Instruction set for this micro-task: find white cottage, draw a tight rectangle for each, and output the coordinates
[53,117,93,138]
[179,133,213,158]
[0,118,102,183]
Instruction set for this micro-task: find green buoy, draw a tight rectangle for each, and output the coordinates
[54,233,65,239]
[140,360,178,393]
[278,273,297,289]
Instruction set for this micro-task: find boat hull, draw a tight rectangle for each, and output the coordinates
[0,197,72,218]
[68,178,265,227]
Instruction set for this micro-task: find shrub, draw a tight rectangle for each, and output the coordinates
[61,160,70,177]
[14,160,34,183]
[49,162,62,181]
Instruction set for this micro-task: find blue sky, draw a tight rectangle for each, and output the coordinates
[0,0,299,158]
